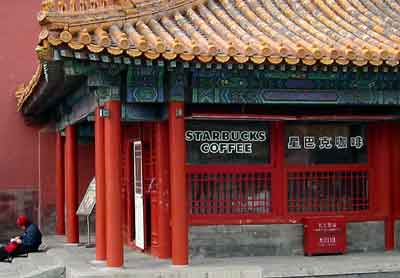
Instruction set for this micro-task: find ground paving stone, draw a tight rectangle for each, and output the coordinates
[4,236,400,277]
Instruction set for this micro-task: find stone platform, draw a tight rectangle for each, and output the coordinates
[2,236,400,278]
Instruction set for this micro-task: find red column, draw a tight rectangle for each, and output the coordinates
[65,125,79,243]
[383,123,395,250]
[104,101,123,267]
[168,102,188,265]
[273,122,286,216]
[56,132,65,235]
[95,107,106,260]
[155,122,171,259]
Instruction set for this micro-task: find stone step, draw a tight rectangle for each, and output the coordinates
[22,266,65,278]
[266,272,400,278]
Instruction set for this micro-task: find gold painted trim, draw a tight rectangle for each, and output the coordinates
[285,57,300,65]
[320,57,334,65]
[107,47,123,55]
[87,44,105,53]
[144,51,160,59]
[126,49,142,57]
[180,53,195,61]
[233,55,249,63]
[386,60,399,66]
[215,55,230,63]
[335,57,349,65]
[48,36,63,46]
[353,59,368,66]
[39,29,49,41]
[198,55,213,63]
[60,30,72,43]
[268,56,283,64]
[250,56,266,64]
[370,59,383,66]
[302,57,316,65]
[162,52,177,60]
[68,41,84,50]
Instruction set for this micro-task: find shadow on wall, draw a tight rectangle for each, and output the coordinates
[41,203,56,235]
[0,189,38,241]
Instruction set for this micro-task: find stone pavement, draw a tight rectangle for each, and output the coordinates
[3,236,400,277]
[0,244,64,278]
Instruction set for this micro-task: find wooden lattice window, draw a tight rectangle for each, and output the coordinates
[287,169,369,213]
[188,169,272,216]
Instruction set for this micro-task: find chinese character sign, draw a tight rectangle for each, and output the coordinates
[285,124,368,164]
[287,136,364,150]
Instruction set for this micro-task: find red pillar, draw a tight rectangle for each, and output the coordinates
[155,122,171,259]
[56,132,65,235]
[65,125,79,243]
[168,102,188,265]
[95,107,106,260]
[384,123,395,250]
[104,101,123,267]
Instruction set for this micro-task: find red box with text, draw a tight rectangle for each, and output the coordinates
[303,217,346,256]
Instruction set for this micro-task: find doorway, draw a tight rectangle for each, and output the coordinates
[133,141,145,250]
[127,123,158,253]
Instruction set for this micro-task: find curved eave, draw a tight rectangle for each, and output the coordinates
[44,38,400,67]
[16,64,43,112]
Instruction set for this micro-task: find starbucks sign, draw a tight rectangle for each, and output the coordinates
[185,130,267,154]
[186,121,270,165]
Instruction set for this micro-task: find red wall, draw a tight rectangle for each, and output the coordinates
[0,2,41,187]
[0,1,42,238]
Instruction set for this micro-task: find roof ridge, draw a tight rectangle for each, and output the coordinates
[38,0,205,27]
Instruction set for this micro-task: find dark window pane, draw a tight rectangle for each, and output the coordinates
[285,123,368,164]
[186,120,270,165]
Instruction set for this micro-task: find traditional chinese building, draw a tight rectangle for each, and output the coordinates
[17,0,400,268]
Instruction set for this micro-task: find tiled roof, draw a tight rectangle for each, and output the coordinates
[37,0,400,66]
[16,0,400,111]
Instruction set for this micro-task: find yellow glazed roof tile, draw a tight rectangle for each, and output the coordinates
[33,0,400,66]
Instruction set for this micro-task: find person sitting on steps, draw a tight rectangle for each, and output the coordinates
[13,215,42,254]
[0,215,42,262]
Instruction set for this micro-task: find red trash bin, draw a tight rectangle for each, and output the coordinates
[303,217,346,256]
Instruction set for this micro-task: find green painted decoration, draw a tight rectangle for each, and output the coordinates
[126,66,164,103]
[191,68,400,105]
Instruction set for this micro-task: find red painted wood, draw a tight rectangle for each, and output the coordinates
[65,126,79,243]
[142,123,156,253]
[367,124,377,213]
[187,121,376,225]
[384,123,395,250]
[274,122,286,217]
[392,123,400,218]
[104,101,123,267]
[385,218,395,250]
[150,189,159,256]
[155,122,171,259]
[95,108,106,261]
[121,125,141,245]
[55,133,65,235]
[168,102,188,265]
